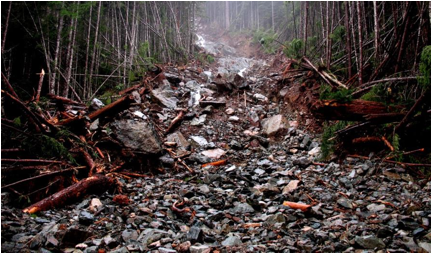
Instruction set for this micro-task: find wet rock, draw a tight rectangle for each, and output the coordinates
[89,119,99,131]
[355,235,385,249]
[190,243,211,253]
[187,226,203,243]
[228,116,240,122]
[187,153,211,164]
[159,154,175,166]
[111,119,162,154]
[122,229,138,243]
[79,211,94,225]
[225,108,235,115]
[231,203,255,214]
[191,114,207,126]
[262,115,288,137]
[176,241,191,252]
[337,198,353,209]
[367,204,386,212]
[165,73,182,84]
[418,242,431,252]
[151,84,179,109]
[253,93,268,102]
[91,98,105,110]
[282,180,300,194]
[167,132,190,151]
[62,228,93,248]
[221,236,242,246]
[137,228,168,247]
[190,136,209,147]
[229,140,243,150]
[293,157,311,168]
[201,148,226,159]
[264,213,286,228]
[89,198,103,213]
[158,247,177,253]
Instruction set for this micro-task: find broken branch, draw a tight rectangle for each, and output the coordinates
[23,174,115,214]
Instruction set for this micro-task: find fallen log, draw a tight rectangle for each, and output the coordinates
[312,99,401,121]
[23,174,115,214]
[47,93,86,106]
[89,94,134,121]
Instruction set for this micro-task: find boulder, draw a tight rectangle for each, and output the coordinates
[262,115,289,137]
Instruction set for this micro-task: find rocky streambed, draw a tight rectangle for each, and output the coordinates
[1,34,430,253]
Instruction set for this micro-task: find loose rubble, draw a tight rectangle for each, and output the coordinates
[1,32,430,253]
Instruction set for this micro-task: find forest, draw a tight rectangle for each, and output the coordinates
[1,1,431,253]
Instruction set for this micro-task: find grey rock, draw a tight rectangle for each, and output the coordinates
[190,244,211,253]
[158,247,177,253]
[111,246,129,253]
[167,132,190,151]
[264,213,286,227]
[231,203,255,214]
[337,198,353,209]
[198,185,211,194]
[191,114,207,126]
[355,235,385,249]
[190,136,209,147]
[293,158,311,168]
[122,229,138,243]
[111,119,162,154]
[366,204,386,212]
[78,211,94,225]
[186,226,203,243]
[261,115,288,137]
[229,140,243,150]
[151,85,179,109]
[221,236,242,246]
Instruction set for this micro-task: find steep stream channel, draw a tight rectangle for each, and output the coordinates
[1,33,430,253]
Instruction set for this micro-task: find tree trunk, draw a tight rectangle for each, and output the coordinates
[303,1,308,56]
[83,4,93,100]
[344,1,352,78]
[356,2,363,86]
[373,1,380,62]
[225,1,230,29]
[50,3,65,95]
[1,1,12,54]
[89,1,102,98]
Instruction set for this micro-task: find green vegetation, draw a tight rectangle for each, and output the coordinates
[252,29,278,54]
[319,85,353,103]
[320,121,348,160]
[419,45,431,89]
[24,132,76,164]
[283,38,304,59]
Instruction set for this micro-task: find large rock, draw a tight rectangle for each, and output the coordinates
[151,83,179,109]
[111,120,162,154]
[355,235,386,249]
[261,115,289,137]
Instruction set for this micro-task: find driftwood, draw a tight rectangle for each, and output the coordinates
[23,174,115,214]
[312,99,400,121]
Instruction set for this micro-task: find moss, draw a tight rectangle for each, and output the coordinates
[24,133,76,164]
